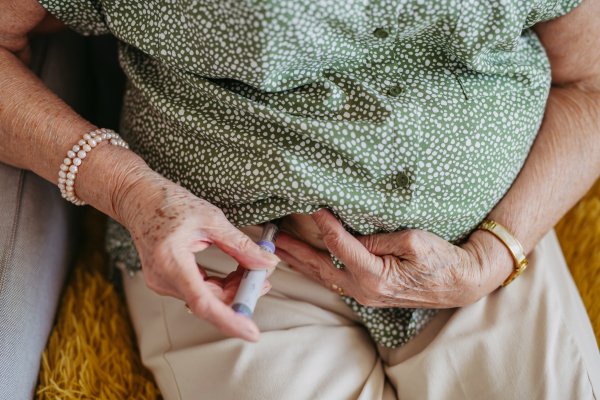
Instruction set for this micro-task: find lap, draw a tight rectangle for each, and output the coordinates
[123,225,384,400]
[379,230,599,400]
[122,227,599,400]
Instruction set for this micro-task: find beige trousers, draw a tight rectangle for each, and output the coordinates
[122,228,600,400]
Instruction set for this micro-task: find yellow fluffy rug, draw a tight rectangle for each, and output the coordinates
[36,180,600,399]
[36,210,160,399]
[555,178,600,341]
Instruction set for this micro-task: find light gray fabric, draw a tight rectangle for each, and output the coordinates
[0,165,73,399]
[0,29,93,400]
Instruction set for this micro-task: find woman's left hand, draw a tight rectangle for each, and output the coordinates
[275,209,514,308]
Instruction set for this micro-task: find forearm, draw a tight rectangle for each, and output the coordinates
[0,46,90,176]
[0,46,152,224]
[470,84,600,282]
[464,0,600,289]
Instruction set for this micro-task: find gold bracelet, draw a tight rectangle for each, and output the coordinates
[477,220,529,287]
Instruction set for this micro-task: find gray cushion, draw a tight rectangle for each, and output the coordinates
[0,164,74,399]
[0,29,94,400]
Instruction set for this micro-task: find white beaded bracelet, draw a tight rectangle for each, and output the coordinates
[58,128,129,205]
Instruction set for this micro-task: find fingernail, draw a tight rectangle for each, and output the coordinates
[260,284,272,296]
[264,252,281,263]
[242,327,260,342]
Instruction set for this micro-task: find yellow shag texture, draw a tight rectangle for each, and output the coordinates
[36,180,600,399]
[36,209,160,399]
[556,178,600,344]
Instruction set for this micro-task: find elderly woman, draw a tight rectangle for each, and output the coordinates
[1,0,600,398]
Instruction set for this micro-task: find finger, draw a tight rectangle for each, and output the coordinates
[189,290,261,342]
[274,247,301,268]
[197,263,209,279]
[209,224,280,270]
[355,229,422,257]
[211,265,274,304]
[311,209,381,272]
[275,248,330,288]
[203,275,272,304]
[230,264,275,295]
[204,270,243,302]
[260,280,272,296]
[173,258,261,341]
[219,267,273,291]
[143,277,181,299]
[275,234,348,288]
[276,249,349,295]
[221,274,272,298]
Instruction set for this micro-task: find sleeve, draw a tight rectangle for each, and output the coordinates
[525,0,584,27]
[37,0,110,36]
[446,0,584,71]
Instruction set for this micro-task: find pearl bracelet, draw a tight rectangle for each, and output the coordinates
[58,128,129,205]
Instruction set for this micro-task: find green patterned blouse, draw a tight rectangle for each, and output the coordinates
[40,0,581,347]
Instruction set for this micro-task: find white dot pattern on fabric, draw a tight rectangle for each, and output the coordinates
[38,0,582,347]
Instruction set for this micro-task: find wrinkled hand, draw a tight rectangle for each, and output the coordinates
[117,171,279,341]
[275,209,513,308]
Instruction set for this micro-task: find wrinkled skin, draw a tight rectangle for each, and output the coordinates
[276,209,513,309]
[118,171,280,342]
[1,0,599,342]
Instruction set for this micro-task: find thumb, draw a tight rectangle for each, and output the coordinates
[311,209,379,269]
[355,232,405,256]
[209,223,280,270]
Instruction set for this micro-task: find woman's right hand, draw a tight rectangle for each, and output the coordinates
[114,168,280,342]
[0,0,276,342]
